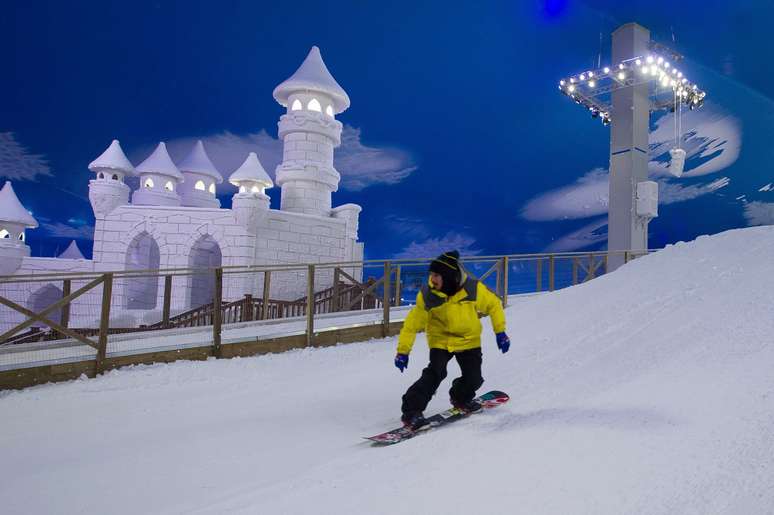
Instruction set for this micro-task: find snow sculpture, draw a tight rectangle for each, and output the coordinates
[229,152,273,232]
[0,181,38,275]
[178,140,223,208]
[131,142,184,206]
[88,139,135,218]
[272,46,350,217]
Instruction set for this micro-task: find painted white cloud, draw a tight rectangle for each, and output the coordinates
[545,218,608,252]
[743,202,774,226]
[649,108,741,178]
[39,220,95,240]
[521,105,742,222]
[0,132,52,181]
[139,125,417,193]
[394,232,482,259]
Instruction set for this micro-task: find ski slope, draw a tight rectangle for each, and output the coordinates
[2,226,773,514]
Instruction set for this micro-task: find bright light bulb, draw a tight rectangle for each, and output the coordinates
[588,80,596,87]
[617,72,626,80]
[661,77,669,87]
[603,67,610,73]
[640,66,648,74]
[619,63,625,70]
[692,85,698,90]
[657,56,664,64]
[580,73,586,80]
[670,79,676,87]
[635,59,642,66]
[650,66,658,76]
[672,68,677,75]
[588,71,594,77]
[664,62,670,69]
[677,72,683,78]
[560,80,565,86]
[681,78,687,83]
[570,77,576,83]
[646,55,654,64]
[568,85,576,92]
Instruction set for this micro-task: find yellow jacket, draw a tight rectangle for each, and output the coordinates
[397,275,506,355]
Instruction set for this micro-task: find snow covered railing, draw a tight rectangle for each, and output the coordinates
[0,249,652,389]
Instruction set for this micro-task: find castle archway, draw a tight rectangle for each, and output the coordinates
[125,232,161,309]
[188,234,222,308]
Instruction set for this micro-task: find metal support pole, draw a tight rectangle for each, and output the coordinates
[162,275,172,327]
[306,265,315,347]
[95,273,113,373]
[213,268,223,357]
[262,270,271,320]
[382,261,391,337]
[548,255,555,292]
[502,256,509,307]
[61,279,71,330]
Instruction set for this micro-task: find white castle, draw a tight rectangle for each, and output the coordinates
[0,47,363,328]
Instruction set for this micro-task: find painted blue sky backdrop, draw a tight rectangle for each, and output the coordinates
[3,0,774,259]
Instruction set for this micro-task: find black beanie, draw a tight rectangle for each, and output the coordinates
[429,250,462,296]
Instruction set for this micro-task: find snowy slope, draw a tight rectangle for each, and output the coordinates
[1,226,773,515]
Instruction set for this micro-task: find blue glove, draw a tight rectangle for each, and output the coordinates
[395,353,409,372]
[496,332,510,354]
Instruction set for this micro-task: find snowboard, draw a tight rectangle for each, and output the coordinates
[365,390,509,445]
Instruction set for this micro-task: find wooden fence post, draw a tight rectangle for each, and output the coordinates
[61,279,71,331]
[213,268,223,357]
[306,265,315,347]
[588,253,595,280]
[394,265,402,307]
[572,257,579,285]
[501,256,509,306]
[382,261,391,337]
[262,270,271,320]
[548,255,555,292]
[244,294,254,322]
[162,275,172,327]
[95,273,113,374]
[536,257,542,293]
[332,267,340,313]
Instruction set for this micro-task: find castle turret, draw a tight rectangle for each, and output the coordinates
[178,140,223,208]
[88,139,135,218]
[131,142,184,206]
[0,181,38,275]
[272,46,349,217]
[229,152,273,231]
[58,240,85,260]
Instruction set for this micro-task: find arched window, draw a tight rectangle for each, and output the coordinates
[98,172,105,179]
[112,174,119,181]
[0,229,9,239]
[144,178,154,189]
[251,185,260,194]
[195,180,206,191]
[307,98,322,112]
[209,183,216,194]
[18,232,25,242]
[239,185,246,193]
[325,105,334,117]
[165,181,174,192]
[291,99,303,111]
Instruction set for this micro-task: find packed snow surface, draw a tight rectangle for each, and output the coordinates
[2,226,773,514]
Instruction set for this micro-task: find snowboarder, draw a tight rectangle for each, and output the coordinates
[394,250,510,430]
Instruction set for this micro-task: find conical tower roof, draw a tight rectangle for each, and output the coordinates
[177,140,223,183]
[0,181,38,228]
[273,46,350,113]
[58,240,85,259]
[136,142,184,180]
[229,153,273,189]
[88,139,136,176]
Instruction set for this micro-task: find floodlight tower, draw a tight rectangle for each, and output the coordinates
[557,23,706,270]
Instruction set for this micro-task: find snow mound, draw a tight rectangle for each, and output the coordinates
[1,226,773,514]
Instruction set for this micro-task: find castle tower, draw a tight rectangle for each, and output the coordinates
[58,240,85,260]
[228,152,273,232]
[178,140,223,208]
[0,181,38,275]
[131,142,184,206]
[88,139,135,218]
[272,46,350,217]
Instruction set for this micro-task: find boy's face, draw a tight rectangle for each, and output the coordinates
[429,271,443,290]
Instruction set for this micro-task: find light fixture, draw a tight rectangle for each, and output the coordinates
[588,80,596,87]
[635,59,642,66]
[568,84,576,92]
[657,56,664,64]
[619,63,625,70]
[646,55,654,64]
[580,73,586,80]
[560,80,565,86]
[588,71,594,77]
[603,66,610,73]
[617,72,626,80]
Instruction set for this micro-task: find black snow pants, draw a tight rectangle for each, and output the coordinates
[401,347,483,417]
